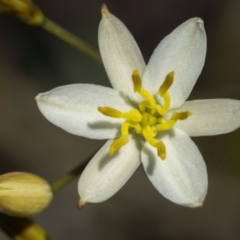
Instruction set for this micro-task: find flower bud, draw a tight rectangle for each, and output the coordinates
[0,172,53,217]
[0,212,50,240]
[0,0,44,25]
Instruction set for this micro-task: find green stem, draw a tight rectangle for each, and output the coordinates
[40,17,102,64]
[51,149,98,193]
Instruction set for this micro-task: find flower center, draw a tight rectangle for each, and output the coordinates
[98,70,191,160]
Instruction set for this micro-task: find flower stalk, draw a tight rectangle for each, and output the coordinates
[40,17,102,63]
[51,148,100,194]
[0,0,102,63]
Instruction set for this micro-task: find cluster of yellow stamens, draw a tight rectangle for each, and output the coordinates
[98,70,191,160]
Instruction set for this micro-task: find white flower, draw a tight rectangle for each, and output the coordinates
[36,5,240,208]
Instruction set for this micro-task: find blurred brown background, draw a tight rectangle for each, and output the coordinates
[0,0,240,239]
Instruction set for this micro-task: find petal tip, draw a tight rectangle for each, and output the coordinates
[190,198,205,208]
[195,17,204,27]
[35,94,40,101]
[197,201,204,207]
[101,3,109,17]
[35,93,45,102]
[196,17,203,23]
[77,199,87,209]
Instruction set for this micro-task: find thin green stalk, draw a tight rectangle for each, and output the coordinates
[51,149,99,193]
[40,17,102,64]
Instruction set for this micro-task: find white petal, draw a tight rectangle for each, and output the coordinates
[170,99,240,136]
[99,8,145,101]
[78,135,141,203]
[142,18,206,108]
[141,128,208,207]
[36,84,132,139]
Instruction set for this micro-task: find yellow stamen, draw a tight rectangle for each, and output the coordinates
[142,126,166,160]
[157,71,174,115]
[158,71,174,96]
[110,121,141,155]
[157,118,167,124]
[110,136,128,156]
[158,92,170,115]
[98,107,142,122]
[156,119,176,131]
[155,141,166,160]
[172,111,192,120]
[98,107,122,118]
[142,126,158,146]
[132,69,156,108]
[156,111,191,131]
[139,101,151,113]
[122,109,142,122]
[132,70,142,92]
[139,89,156,108]
[98,70,191,160]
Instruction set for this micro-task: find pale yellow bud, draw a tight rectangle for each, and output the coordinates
[0,0,44,25]
[0,172,53,217]
[0,213,50,240]
[14,222,50,240]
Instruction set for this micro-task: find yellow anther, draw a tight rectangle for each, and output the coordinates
[142,126,166,160]
[98,107,122,118]
[109,121,141,156]
[98,107,142,122]
[158,71,174,96]
[132,70,156,108]
[155,141,166,160]
[132,69,142,92]
[157,111,192,131]
[110,136,128,156]
[171,111,192,120]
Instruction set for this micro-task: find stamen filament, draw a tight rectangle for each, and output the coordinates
[156,119,176,131]
[132,69,156,108]
[110,121,141,155]
[142,126,158,146]
[158,93,171,115]
[139,101,149,113]
[139,89,156,108]
[110,136,128,156]
[157,111,191,131]
[142,126,166,160]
